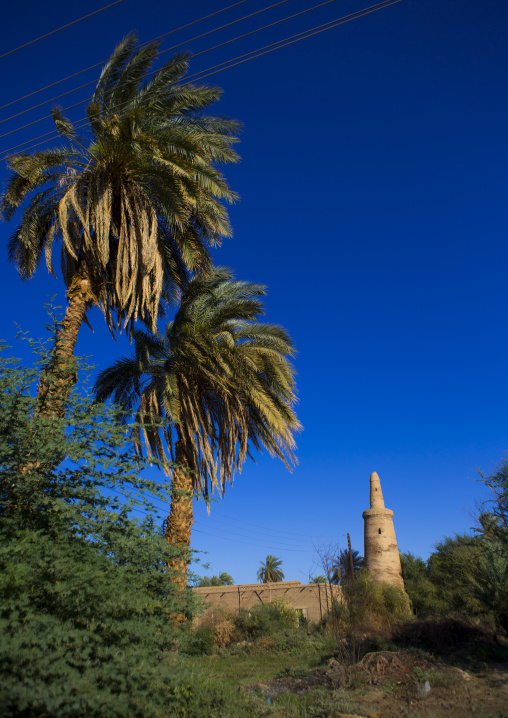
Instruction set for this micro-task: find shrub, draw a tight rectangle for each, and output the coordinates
[327,571,410,637]
[233,598,300,639]
[180,624,216,656]
[252,635,277,653]
[393,615,499,657]
[0,338,194,717]
[214,619,235,648]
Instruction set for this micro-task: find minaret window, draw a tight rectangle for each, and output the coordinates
[378,528,382,534]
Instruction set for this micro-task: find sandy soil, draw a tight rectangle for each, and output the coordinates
[253,650,508,717]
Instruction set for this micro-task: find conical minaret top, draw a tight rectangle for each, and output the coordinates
[370,471,385,509]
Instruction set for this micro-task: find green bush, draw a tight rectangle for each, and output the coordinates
[327,571,411,640]
[0,339,194,717]
[180,624,216,656]
[234,598,300,639]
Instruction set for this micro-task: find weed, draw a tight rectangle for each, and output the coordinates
[381,679,403,695]
[275,688,363,717]
[411,666,458,689]
[275,666,307,679]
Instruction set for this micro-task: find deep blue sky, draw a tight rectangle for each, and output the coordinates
[1,0,507,584]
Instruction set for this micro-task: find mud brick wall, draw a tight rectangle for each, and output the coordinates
[193,581,341,623]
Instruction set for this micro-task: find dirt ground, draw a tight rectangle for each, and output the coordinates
[251,650,508,717]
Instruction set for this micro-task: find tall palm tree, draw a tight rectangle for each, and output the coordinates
[257,555,285,583]
[94,268,300,588]
[0,34,239,415]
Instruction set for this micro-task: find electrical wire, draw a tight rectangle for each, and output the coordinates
[0,0,293,127]
[193,527,316,552]
[97,482,329,546]
[189,0,404,83]
[195,513,334,542]
[108,483,327,543]
[97,486,317,552]
[0,0,403,161]
[195,509,335,539]
[0,0,252,112]
[0,0,127,62]
[192,520,314,548]
[0,0,336,141]
[136,486,332,542]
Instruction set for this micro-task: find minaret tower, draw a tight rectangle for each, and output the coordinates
[362,471,404,589]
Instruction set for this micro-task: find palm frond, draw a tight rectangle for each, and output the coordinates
[95,268,300,497]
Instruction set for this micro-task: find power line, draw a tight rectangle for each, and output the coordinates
[0,0,294,128]
[0,0,335,141]
[193,519,314,547]
[196,508,334,539]
[109,483,327,543]
[191,0,404,82]
[0,0,252,112]
[119,484,331,542]
[0,0,127,62]
[96,485,316,551]
[0,0,398,155]
[98,480,331,544]
[193,527,316,552]
[0,0,403,161]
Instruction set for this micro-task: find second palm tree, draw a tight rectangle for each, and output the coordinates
[95,268,300,588]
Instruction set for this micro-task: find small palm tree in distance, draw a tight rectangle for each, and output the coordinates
[310,575,327,584]
[257,555,285,583]
[328,549,364,584]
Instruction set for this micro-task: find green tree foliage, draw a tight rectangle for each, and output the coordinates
[399,456,508,631]
[0,336,196,717]
[478,455,508,548]
[427,534,486,615]
[401,536,487,619]
[401,532,508,631]
[257,555,285,583]
[473,458,508,630]
[195,572,235,587]
[399,552,442,616]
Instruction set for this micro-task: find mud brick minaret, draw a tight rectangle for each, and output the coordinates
[362,471,404,589]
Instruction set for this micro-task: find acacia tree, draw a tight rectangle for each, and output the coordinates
[94,268,300,588]
[257,555,285,583]
[0,339,193,716]
[0,34,239,415]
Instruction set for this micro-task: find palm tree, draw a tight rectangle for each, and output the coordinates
[94,268,300,588]
[257,555,285,583]
[328,549,364,585]
[0,34,239,416]
[310,575,327,584]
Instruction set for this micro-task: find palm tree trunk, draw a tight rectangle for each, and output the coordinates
[164,439,194,595]
[11,271,93,514]
[36,270,92,417]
